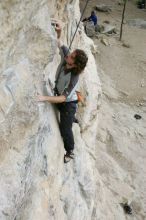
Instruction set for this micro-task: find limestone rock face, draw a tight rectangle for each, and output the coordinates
[0,0,101,220]
[1,0,146,220]
[84,21,95,37]
[127,18,146,29]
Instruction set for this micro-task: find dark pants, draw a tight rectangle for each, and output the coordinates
[57,102,77,153]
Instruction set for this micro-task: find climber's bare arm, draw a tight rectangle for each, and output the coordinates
[37,95,66,103]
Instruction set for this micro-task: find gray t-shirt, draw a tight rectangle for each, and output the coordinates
[55,46,78,102]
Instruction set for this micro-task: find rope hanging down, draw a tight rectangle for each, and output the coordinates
[68,0,90,52]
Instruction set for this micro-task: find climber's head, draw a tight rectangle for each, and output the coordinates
[65,49,88,74]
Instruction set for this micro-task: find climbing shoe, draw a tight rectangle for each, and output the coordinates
[64,151,74,163]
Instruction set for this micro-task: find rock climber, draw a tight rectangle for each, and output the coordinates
[37,22,88,163]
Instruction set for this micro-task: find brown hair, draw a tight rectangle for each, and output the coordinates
[74,49,88,74]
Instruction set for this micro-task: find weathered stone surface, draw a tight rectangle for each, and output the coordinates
[2,0,145,220]
[101,24,116,34]
[95,4,112,12]
[95,24,104,33]
[122,42,131,48]
[0,83,14,117]
[101,38,109,46]
[127,18,146,29]
[0,1,101,220]
[84,21,95,37]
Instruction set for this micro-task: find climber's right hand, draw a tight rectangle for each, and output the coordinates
[55,23,62,39]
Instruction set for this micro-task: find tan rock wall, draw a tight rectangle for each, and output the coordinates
[0,1,101,220]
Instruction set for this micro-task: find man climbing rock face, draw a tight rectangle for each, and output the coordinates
[37,22,88,163]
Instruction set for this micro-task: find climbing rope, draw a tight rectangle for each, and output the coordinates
[68,0,90,52]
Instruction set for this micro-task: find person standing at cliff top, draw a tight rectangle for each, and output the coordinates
[37,22,88,163]
[82,10,98,25]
